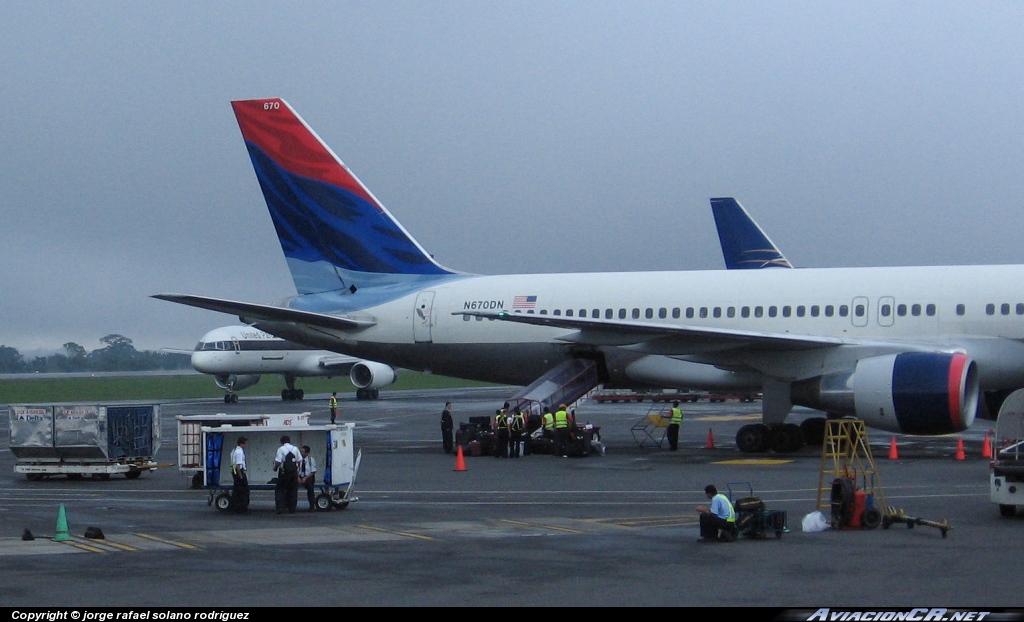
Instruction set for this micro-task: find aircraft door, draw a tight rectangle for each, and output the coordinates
[414,291,436,343]
[851,296,869,328]
[877,296,895,327]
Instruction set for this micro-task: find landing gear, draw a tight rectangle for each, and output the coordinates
[736,424,771,453]
[356,388,380,400]
[224,393,239,404]
[736,423,805,454]
[281,388,305,401]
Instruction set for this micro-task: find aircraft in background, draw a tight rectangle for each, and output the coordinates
[158,98,1024,453]
[188,325,396,403]
[711,197,793,269]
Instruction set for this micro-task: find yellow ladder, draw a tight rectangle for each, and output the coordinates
[816,419,888,514]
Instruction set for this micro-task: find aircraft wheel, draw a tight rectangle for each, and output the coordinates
[296,389,304,401]
[999,504,1016,517]
[224,394,233,404]
[862,507,882,529]
[125,469,142,480]
[770,424,803,453]
[214,493,232,512]
[371,388,380,399]
[736,424,769,453]
[230,394,238,403]
[800,417,826,446]
[315,493,333,512]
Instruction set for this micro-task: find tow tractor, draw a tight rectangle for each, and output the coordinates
[991,388,1024,517]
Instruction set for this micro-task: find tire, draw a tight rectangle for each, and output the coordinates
[356,388,368,400]
[191,472,204,489]
[736,424,769,453]
[25,473,44,481]
[296,389,304,401]
[125,469,142,480]
[999,504,1016,517]
[282,389,290,401]
[333,501,350,510]
[67,473,84,480]
[91,473,111,481]
[862,507,883,529]
[800,417,827,447]
[315,493,333,511]
[224,394,232,404]
[214,493,232,512]
[770,423,804,453]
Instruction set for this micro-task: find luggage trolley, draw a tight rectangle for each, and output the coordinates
[200,423,360,512]
[728,482,788,539]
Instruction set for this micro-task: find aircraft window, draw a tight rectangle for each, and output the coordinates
[825,305,834,317]
[476,316,483,321]
[1002,303,1011,315]
[855,304,865,317]
[527,310,535,314]
[658,308,667,319]
[741,306,750,318]
[686,307,695,319]
[839,305,848,317]
[881,304,891,317]
[553,310,561,316]
[645,308,653,319]
[699,307,708,319]
[565,309,573,317]
[986,303,995,316]
[1018,304,1024,316]
[797,306,806,317]
[713,307,722,318]
[768,306,778,318]
[605,309,613,319]
[897,304,907,316]
[727,307,736,318]
[810,305,819,317]
[782,306,791,317]
[632,308,640,319]
[754,306,764,318]
[672,308,680,319]
[926,304,936,316]
[540,310,547,315]
[619,309,627,319]
[912,304,921,316]
[464,315,470,322]
[957,304,966,316]
[592,309,600,318]
[578,309,585,317]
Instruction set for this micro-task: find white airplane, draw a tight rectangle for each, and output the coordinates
[188,324,396,403]
[157,97,1024,453]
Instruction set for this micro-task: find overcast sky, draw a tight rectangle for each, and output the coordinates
[2,1,1023,353]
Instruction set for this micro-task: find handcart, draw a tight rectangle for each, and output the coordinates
[728,482,788,539]
[631,406,670,448]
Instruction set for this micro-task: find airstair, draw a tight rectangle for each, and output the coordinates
[506,358,602,417]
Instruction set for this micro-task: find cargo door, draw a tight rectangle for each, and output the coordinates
[414,291,435,343]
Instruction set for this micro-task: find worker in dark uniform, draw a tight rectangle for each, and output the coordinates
[510,407,526,458]
[667,401,684,451]
[696,484,737,542]
[440,401,454,454]
[494,408,510,458]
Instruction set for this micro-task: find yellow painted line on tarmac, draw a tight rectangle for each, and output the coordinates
[61,540,107,554]
[699,414,762,422]
[499,519,587,534]
[356,524,436,541]
[714,458,794,465]
[72,536,138,552]
[133,532,200,550]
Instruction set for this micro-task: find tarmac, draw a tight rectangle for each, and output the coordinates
[0,386,1016,607]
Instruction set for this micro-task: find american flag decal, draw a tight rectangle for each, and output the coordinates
[513,295,537,309]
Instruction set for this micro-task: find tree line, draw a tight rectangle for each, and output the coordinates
[0,334,191,373]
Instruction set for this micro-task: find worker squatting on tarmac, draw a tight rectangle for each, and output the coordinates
[695,484,738,542]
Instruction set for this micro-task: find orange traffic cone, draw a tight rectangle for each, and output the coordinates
[454,445,467,472]
[888,437,899,460]
[982,432,992,459]
[706,428,715,449]
[955,437,966,461]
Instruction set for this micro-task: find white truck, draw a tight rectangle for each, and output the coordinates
[990,389,1024,517]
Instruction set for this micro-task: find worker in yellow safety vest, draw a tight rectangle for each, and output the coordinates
[541,407,554,439]
[696,484,738,542]
[553,404,570,457]
[667,400,684,451]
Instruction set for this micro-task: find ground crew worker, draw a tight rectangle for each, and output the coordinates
[440,402,454,454]
[229,436,249,514]
[553,403,570,457]
[695,484,737,542]
[510,407,526,458]
[541,407,554,439]
[494,408,510,458]
[667,400,684,451]
[329,392,338,424]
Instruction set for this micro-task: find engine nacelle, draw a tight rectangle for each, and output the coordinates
[349,361,397,389]
[213,374,261,392]
[791,352,978,434]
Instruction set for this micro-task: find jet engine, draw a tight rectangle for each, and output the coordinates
[790,352,978,435]
[213,374,260,393]
[350,361,397,390]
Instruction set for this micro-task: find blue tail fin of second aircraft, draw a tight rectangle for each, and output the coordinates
[710,197,793,269]
[231,99,459,297]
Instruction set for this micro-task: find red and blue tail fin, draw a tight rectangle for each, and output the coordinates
[231,99,458,296]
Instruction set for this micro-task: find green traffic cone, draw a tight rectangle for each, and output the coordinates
[53,504,70,542]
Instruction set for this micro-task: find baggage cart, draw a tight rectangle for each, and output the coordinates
[728,482,787,539]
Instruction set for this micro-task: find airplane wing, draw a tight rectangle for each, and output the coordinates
[454,310,934,356]
[317,355,361,370]
[152,294,376,331]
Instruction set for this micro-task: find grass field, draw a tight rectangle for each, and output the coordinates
[0,372,496,404]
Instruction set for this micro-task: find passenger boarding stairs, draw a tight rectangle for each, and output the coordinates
[506,358,602,417]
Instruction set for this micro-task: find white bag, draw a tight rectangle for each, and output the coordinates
[801,510,829,532]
